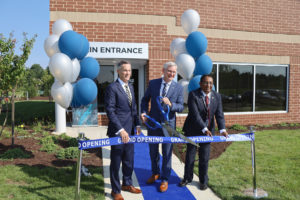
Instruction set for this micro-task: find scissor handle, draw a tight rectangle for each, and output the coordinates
[156,96,170,122]
[144,114,162,130]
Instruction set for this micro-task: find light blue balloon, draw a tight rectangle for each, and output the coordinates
[80,57,100,80]
[188,75,202,92]
[75,78,98,106]
[58,30,81,59]
[186,31,207,59]
[77,34,89,60]
[194,54,213,76]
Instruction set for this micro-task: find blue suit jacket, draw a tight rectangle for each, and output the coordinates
[141,78,184,136]
[105,80,140,137]
[183,88,225,136]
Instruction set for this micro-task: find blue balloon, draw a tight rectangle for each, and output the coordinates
[186,31,207,59]
[80,57,100,79]
[194,54,213,76]
[77,34,89,60]
[188,75,202,92]
[75,78,97,106]
[70,83,82,108]
[58,30,81,59]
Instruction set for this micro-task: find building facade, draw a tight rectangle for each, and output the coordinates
[50,0,300,127]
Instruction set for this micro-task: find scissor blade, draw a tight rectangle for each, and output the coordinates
[161,124,170,137]
[163,125,199,147]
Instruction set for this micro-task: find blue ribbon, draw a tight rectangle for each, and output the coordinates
[78,132,254,150]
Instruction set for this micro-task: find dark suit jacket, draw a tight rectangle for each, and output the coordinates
[141,78,184,135]
[105,80,140,137]
[183,88,225,136]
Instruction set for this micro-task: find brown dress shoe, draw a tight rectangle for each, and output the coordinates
[121,185,142,194]
[160,181,168,192]
[146,174,160,184]
[111,191,124,200]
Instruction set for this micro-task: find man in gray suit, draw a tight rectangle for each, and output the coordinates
[141,62,184,192]
[179,75,228,190]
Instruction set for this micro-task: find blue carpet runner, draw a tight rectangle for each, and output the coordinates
[134,142,196,200]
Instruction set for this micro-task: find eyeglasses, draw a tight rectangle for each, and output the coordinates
[202,81,213,85]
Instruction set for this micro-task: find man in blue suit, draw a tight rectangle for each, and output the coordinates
[105,60,141,200]
[179,75,228,190]
[141,62,184,192]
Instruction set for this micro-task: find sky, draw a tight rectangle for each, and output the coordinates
[0,0,49,68]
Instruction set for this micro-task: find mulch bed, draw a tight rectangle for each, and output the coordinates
[0,136,102,168]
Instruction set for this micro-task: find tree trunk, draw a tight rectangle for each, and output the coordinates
[11,88,15,147]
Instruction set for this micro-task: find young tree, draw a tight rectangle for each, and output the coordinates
[0,33,36,146]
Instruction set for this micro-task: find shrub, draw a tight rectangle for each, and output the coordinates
[56,147,81,159]
[39,135,59,153]
[0,148,31,160]
[230,124,247,131]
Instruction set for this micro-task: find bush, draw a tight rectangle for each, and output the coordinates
[39,135,59,153]
[56,147,80,159]
[0,148,31,160]
[230,124,247,131]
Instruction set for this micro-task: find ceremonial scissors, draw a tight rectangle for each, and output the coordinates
[144,96,199,147]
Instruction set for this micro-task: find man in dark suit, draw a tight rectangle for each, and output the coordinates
[179,75,228,190]
[105,60,141,200]
[141,62,184,192]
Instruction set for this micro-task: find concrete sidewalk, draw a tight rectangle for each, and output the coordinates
[60,125,221,200]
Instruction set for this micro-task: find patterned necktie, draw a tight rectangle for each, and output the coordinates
[124,84,132,106]
[205,95,210,127]
[162,83,167,97]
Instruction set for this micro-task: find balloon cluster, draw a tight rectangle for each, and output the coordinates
[44,19,100,109]
[170,9,213,103]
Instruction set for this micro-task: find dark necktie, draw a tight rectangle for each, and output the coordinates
[205,95,210,127]
[124,84,132,106]
[162,83,167,97]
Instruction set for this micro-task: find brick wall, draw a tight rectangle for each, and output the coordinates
[50,0,300,127]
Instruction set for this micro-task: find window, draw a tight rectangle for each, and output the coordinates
[179,62,288,114]
[219,64,253,112]
[255,65,287,111]
[96,65,114,112]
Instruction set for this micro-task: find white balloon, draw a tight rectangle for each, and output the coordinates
[49,53,73,83]
[52,19,73,36]
[44,34,60,57]
[51,81,73,109]
[71,58,80,83]
[170,38,187,57]
[175,53,195,80]
[181,9,200,34]
[178,79,189,104]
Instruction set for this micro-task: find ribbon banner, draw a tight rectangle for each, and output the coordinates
[78,133,254,150]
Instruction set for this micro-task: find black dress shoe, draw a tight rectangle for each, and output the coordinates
[199,183,208,190]
[179,179,192,187]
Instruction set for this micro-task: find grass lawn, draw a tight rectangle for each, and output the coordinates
[0,165,104,200]
[205,129,300,200]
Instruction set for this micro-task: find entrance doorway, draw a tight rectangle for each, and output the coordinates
[96,59,146,115]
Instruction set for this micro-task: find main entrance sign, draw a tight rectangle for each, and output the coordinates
[87,42,149,59]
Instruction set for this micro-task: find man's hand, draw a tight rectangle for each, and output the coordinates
[221,131,228,138]
[205,130,212,137]
[162,97,172,107]
[136,126,141,135]
[120,130,130,143]
[140,113,147,123]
